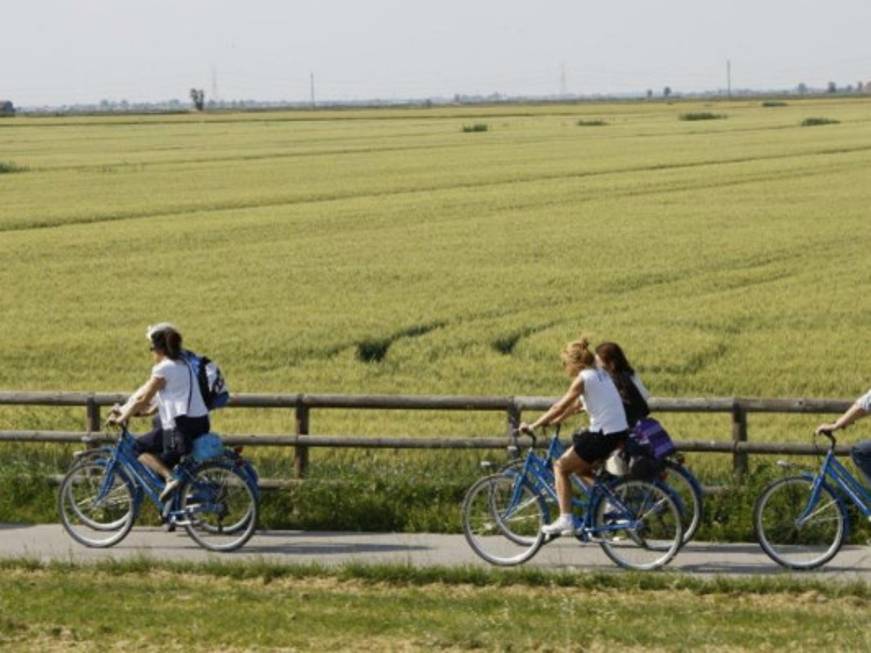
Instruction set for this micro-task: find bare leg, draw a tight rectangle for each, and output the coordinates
[138,453,172,481]
[554,448,594,515]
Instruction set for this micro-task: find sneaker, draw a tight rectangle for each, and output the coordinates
[541,513,575,536]
[159,477,181,502]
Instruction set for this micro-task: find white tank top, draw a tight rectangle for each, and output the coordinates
[579,368,629,434]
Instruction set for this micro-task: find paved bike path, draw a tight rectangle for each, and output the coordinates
[1,524,869,581]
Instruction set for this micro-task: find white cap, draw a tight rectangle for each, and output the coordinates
[146,322,179,341]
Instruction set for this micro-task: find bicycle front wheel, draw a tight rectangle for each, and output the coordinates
[754,476,846,570]
[58,460,136,548]
[462,474,546,566]
[594,479,683,571]
[180,463,259,552]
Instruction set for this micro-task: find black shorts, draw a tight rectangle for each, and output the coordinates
[134,415,210,468]
[572,429,629,464]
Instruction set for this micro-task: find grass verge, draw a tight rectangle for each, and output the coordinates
[0,558,868,651]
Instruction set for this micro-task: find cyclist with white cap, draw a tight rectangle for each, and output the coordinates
[108,323,210,500]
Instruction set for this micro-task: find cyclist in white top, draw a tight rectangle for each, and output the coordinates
[108,323,210,500]
[520,337,630,535]
[816,388,871,484]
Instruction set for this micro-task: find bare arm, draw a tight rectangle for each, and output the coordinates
[110,376,165,425]
[816,402,868,435]
[520,376,585,432]
[549,399,585,425]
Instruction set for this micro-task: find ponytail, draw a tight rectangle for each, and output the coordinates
[561,336,595,376]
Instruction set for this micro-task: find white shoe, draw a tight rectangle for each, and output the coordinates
[541,514,575,536]
[159,477,181,502]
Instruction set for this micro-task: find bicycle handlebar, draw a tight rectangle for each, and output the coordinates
[816,429,836,449]
[514,424,561,449]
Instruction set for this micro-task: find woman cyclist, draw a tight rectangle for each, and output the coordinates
[816,388,871,484]
[595,341,650,428]
[519,337,629,535]
[108,323,210,500]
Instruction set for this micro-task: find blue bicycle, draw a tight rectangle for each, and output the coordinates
[462,428,684,570]
[754,429,871,570]
[499,428,704,548]
[58,426,260,552]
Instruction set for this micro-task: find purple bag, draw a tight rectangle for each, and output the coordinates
[631,418,676,460]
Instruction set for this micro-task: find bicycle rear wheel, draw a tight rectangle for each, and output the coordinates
[661,460,703,546]
[462,474,546,566]
[754,476,846,570]
[180,463,259,552]
[594,479,683,571]
[58,460,136,548]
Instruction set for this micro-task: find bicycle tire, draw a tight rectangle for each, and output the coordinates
[180,462,259,552]
[593,479,683,571]
[58,459,136,548]
[660,459,703,547]
[754,476,846,570]
[462,473,546,566]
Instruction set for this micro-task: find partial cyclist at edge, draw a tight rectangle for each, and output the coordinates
[108,323,211,501]
[816,386,871,487]
[519,336,631,536]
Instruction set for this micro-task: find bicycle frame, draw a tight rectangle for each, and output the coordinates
[93,428,259,522]
[799,449,871,527]
[506,433,646,539]
[94,430,176,515]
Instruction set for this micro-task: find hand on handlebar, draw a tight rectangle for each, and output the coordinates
[815,423,837,437]
[105,405,128,428]
[518,422,536,436]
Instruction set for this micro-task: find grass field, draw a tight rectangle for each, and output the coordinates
[1,98,870,529]
[0,558,868,651]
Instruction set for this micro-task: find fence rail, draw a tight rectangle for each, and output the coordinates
[0,391,855,476]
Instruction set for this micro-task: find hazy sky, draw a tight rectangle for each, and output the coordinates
[3,0,871,105]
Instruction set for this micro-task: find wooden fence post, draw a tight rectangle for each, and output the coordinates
[85,395,101,448]
[294,398,310,478]
[731,400,748,478]
[506,399,521,456]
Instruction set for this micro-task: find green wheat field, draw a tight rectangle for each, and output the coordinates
[1,98,869,530]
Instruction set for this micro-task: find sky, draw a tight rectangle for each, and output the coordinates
[2,0,871,106]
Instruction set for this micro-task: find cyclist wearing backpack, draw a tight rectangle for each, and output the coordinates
[816,388,871,484]
[519,337,630,535]
[108,323,210,500]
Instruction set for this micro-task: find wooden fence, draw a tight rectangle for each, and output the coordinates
[0,391,854,477]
